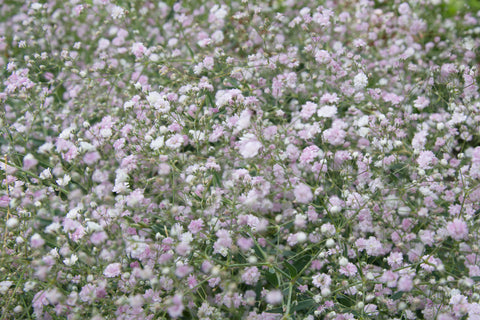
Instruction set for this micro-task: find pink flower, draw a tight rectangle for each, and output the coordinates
[103,263,122,278]
[32,290,48,315]
[312,273,331,289]
[131,42,147,58]
[79,284,96,303]
[30,233,45,248]
[387,252,404,267]
[213,229,232,256]
[294,183,313,204]
[315,50,331,64]
[472,147,480,163]
[237,237,254,251]
[188,219,204,234]
[165,134,185,149]
[300,101,317,119]
[397,276,413,291]
[365,236,383,256]
[446,219,468,240]
[168,294,184,318]
[203,56,214,70]
[242,266,261,285]
[22,153,38,170]
[414,96,430,110]
[417,150,436,169]
[299,145,320,164]
[323,127,346,146]
[339,263,358,277]
[441,63,457,78]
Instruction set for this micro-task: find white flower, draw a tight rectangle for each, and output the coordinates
[49,248,59,258]
[31,3,42,10]
[56,174,71,187]
[317,105,337,118]
[354,72,368,89]
[266,290,283,305]
[146,91,170,113]
[150,136,164,150]
[38,142,54,154]
[111,5,125,19]
[79,141,95,152]
[6,217,19,229]
[63,254,78,266]
[0,281,13,295]
[238,133,262,158]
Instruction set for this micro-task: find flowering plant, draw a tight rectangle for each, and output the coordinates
[1,0,480,319]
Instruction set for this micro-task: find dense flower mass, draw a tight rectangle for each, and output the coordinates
[1,0,480,319]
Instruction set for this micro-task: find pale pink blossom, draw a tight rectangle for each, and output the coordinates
[242,266,261,285]
[294,183,313,204]
[103,263,122,278]
[417,150,436,169]
[446,219,468,240]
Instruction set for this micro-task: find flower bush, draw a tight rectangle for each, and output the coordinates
[1,0,480,319]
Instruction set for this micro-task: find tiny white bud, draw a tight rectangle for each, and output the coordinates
[296,232,307,243]
[321,287,331,297]
[6,217,19,229]
[330,206,341,214]
[398,206,411,216]
[339,257,349,267]
[13,306,23,313]
[326,238,335,248]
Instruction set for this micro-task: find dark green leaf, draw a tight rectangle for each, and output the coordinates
[293,299,315,312]
[391,291,404,300]
[283,261,297,279]
[212,171,222,187]
[265,270,278,287]
[265,307,283,314]
[336,293,354,307]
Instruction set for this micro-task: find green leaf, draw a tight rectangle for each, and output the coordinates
[212,171,222,187]
[205,92,215,108]
[283,261,297,279]
[265,307,283,314]
[151,223,166,236]
[471,276,480,282]
[336,293,354,307]
[265,269,279,287]
[390,291,404,300]
[293,299,315,312]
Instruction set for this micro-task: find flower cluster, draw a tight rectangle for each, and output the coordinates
[1,0,480,319]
